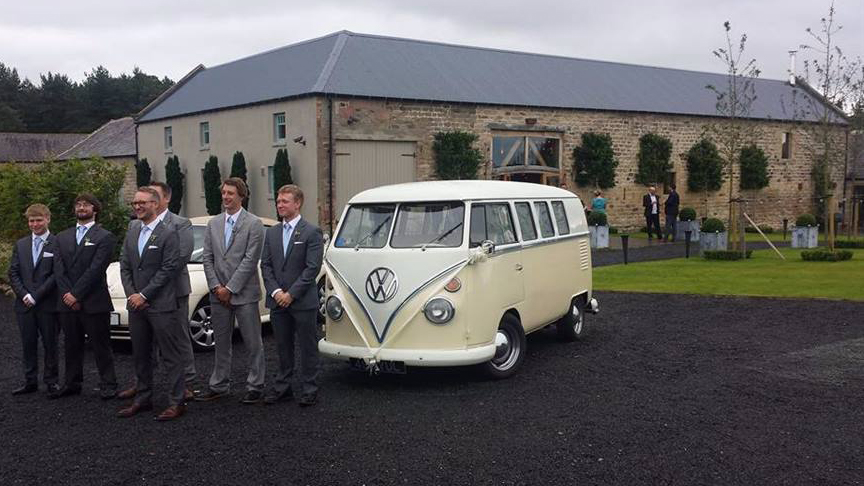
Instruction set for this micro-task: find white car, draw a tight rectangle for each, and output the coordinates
[108,215,326,351]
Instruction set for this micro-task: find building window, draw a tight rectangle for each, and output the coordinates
[164,126,173,151]
[781,132,791,159]
[273,113,287,143]
[267,166,275,198]
[199,122,210,148]
[491,134,561,186]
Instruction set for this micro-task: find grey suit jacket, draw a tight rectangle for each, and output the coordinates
[261,218,324,312]
[161,211,193,297]
[119,219,181,313]
[8,233,57,314]
[202,208,264,305]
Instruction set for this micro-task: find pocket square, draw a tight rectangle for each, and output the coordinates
[43,252,54,257]
[147,245,159,249]
[84,241,96,246]
[293,241,304,245]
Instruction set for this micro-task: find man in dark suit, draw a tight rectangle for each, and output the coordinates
[261,185,324,406]
[52,193,118,399]
[7,204,59,397]
[664,184,681,242]
[642,185,663,241]
[117,187,187,421]
[116,182,197,402]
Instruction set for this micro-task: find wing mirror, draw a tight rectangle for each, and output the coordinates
[480,240,496,255]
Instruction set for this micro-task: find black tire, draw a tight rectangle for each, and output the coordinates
[188,297,216,352]
[480,313,526,379]
[556,297,586,342]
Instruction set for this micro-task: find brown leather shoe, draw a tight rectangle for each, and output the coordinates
[155,404,186,421]
[184,388,194,401]
[116,402,153,418]
[116,387,137,400]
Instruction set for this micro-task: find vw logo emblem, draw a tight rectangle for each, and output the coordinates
[365,267,398,303]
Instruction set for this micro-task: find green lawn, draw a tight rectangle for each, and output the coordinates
[594,248,864,301]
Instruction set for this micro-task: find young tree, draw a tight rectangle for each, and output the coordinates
[135,158,152,187]
[685,139,724,215]
[230,151,249,208]
[738,145,769,190]
[272,148,293,202]
[165,155,183,214]
[203,155,222,215]
[635,133,672,186]
[432,131,482,180]
[573,132,618,189]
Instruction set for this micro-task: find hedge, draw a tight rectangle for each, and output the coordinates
[835,240,864,249]
[744,225,774,234]
[795,214,817,227]
[679,207,697,222]
[701,218,726,233]
[587,211,608,226]
[703,250,752,260]
[801,249,853,261]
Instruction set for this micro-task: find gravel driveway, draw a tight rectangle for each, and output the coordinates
[1,292,862,485]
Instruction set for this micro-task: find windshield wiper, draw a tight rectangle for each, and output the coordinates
[354,215,392,250]
[421,222,463,250]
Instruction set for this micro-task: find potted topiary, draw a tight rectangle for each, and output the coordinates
[700,217,727,252]
[676,207,700,242]
[791,214,818,248]
[587,211,609,249]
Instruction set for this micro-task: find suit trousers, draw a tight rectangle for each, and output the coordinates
[208,300,265,392]
[16,310,59,386]
[129,307,187,406]
[664,216,678,242]
[60,312,117,391]
[645,214,662,239]
[271,308,319,397]
[175,296,197,384]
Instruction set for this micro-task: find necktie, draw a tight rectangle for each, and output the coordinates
[283,223,292,257]
[138,226,151,256]
[33,237,42,265]
[224,217,234,248]
[76,225,87,245]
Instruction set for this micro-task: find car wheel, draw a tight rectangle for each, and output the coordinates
[189,297,216,352]
[479,313,526,379]
[317,277,326,325]
[556,297,586,342]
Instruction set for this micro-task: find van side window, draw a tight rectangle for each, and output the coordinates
[534,201,555,238]
[514,202,537,241]
[470,203,517,247]
[551,201,570,235]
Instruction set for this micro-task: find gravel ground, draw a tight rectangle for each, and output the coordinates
[1,292,862,485]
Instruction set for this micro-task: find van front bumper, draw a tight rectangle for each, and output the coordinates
[318,339,496,367]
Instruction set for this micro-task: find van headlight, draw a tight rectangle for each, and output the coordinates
[423,297,455,324]
[325,296,344,321]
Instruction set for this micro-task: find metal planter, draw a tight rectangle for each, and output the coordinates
[589,225,609,249]
[676,220,700,242]
[700,231,727,252]
[791,226,818,248]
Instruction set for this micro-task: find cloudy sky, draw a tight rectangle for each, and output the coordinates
[3,0,862,84]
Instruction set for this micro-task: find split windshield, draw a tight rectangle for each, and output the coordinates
[335,202,465,249]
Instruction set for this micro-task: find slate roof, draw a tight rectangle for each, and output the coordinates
[137,31,844,124]
[58,117,136,160]
[0,132,87,162]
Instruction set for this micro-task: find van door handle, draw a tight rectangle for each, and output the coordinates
[515,264,523,271]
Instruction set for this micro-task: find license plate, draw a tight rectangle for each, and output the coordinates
[350,358,407,374]
[110,312,120,326]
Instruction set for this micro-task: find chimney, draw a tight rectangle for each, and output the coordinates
[788,50,797,86]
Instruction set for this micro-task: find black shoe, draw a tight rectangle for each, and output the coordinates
[100,388,117,400]
[52,386,82,399]
[46,384,61,398]
[240,390,264,405]
[298,393,318,407]
[194,388,227,402]
[11,384,38,395]
[263,391,293,405]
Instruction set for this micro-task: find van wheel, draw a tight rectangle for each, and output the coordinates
[556,298,585,342]
[189,297,216,352]
[480,314,526,379]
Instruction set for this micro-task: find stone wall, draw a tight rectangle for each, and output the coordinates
[324,97,847,231]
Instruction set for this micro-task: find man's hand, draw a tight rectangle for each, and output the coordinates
[214,285,232,307]
[273,290,293,308]
[128,293,148,311]
[62,292,78,308]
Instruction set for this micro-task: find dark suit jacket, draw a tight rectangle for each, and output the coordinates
[119,219,181,312]
[261,218,324,312]
[161,211,193,297]
[643,194,661,217]
[664,191,680,216]
[8,233,58,314]
[54,223,117,314]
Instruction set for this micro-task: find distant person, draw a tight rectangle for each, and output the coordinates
[642,186,662,241]
[7,204,59,397]
[664,184,680,242]
[591,190,607,214]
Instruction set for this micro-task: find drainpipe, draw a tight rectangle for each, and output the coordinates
[788,50,797,86]
[328,96,334,235]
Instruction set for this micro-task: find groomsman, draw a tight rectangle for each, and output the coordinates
[7,204,59,397]
[261,185,324,406]
[195,178,266,404]
[52,194,118,399]
[117,187,186,420]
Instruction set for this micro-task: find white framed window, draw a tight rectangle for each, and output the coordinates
[164,126,173,151]
[273,113,286,143]
[199,122,210,148]
[267,166,275,198]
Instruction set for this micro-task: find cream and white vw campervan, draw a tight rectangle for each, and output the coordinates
[319,180,599,378]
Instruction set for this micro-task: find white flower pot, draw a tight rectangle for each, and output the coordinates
[589,225,609,249]
[700,231,727,252]
[791,226,818,248]
[677,220,700,242]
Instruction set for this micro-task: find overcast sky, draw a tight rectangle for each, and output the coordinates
[3,0,862,85]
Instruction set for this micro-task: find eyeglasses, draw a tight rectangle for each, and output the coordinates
[130,200,156,207]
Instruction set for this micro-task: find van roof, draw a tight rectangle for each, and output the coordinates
[348,180,579,204]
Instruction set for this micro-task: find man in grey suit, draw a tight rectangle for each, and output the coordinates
[117,187,187,421]
[116,182,197,401]
[261,185,324,406]
[195,178,266,404]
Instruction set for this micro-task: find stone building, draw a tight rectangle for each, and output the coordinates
[135,31,848,232]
